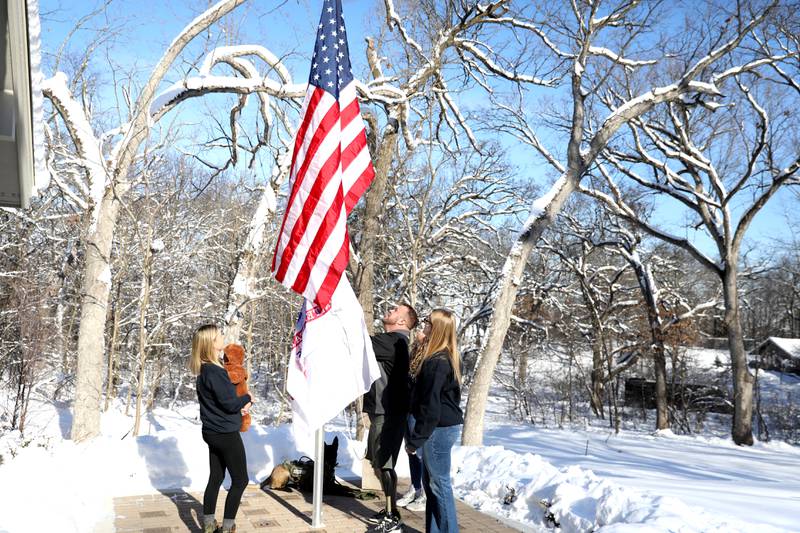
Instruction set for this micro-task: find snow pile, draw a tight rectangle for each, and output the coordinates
[2,393,798,533]
[452,445,791,533]
[0,400,372,533]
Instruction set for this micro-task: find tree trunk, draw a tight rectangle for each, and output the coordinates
[630,257,670,430]
[63,301,79,378]
[132,236,154,437]
[246,303,255,378]
[567,350,574,422]
[125,365,134,416]
[357,119,399,331]
[225,256,257,345]
[354,119,398,442]
[579,278,606,419]
[146,352,163,412]
[71,189,121,442]
[103,287,121,412]
[605,338,620,432]
[653,344,669,430]
[68,0,247,442]
[225,185,276,344]
[517,345,528,390]
[590,336,605,419]
[722,267,755,445]
[462,172,579,445]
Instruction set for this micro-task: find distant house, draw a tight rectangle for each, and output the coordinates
[752,337,800,375]
[624,378,731,414]
[701,336,756,351]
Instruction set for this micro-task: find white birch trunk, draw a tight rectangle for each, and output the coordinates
[71,190,119,441]
[224,184,277,344]
[132,228,154,437]
[462,175,575,445]
[62,0,249,441]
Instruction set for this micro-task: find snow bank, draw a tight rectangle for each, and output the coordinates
[0,400,371,533]
[1,395,796,533]
[452,445,792,533]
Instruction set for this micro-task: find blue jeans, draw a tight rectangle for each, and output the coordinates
[421,425,461,533]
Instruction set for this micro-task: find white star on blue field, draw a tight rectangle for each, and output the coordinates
[309,0,354,97]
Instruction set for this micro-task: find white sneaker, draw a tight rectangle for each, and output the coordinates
[397,488,421,508]
[406,493,426,512]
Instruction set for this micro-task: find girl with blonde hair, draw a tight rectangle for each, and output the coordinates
[191,324,253,533]
[405,309,463,533]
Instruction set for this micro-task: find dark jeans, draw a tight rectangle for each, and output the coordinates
[409,451,423,491]
[422,425,461,533]
[202,430,248,520]
[407,415,423,491]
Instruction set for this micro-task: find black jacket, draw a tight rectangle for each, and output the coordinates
[196,362,252,433]
[407,351,463,449]
[363,331,410,416]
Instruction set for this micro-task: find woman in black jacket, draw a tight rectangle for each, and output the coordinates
[189,324,252,533]
[405,309,463,533]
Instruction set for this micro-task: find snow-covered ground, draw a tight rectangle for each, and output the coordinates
[462,345,800,531]
[0,398,396,533]
[1,347,799,532]
[465,425,800,532]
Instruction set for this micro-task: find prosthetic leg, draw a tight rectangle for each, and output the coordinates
[378,467,399,515]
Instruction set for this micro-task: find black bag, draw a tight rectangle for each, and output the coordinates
[265,437,377,499]
[287,456,315,492]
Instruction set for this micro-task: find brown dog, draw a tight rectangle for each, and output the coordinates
[223,343,251,432]
[262,463,291,490]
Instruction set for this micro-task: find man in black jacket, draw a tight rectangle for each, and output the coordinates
[364,303,417,532]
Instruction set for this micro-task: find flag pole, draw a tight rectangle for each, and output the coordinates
[311,427,324,528]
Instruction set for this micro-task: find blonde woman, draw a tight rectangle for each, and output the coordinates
[405,309,463,533]
[190,324,253,533]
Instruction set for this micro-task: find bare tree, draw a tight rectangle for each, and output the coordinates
[580,10,799,443]
[354,0,533,328]
[42,0,250,441]
[541,209,641,427]
[598,215,719,429]
[463,0,781,445]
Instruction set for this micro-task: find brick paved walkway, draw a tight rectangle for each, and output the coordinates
[113,482,523,532]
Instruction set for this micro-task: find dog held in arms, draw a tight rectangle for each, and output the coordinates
[223,344,250,432]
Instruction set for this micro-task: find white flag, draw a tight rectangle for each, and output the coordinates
[287,276,380,435]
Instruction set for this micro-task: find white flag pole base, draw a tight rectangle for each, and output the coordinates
[311,427,325,528]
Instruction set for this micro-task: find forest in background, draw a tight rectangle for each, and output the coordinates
[2,0,799,447]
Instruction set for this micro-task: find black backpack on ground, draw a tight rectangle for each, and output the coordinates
[261,436,377,499]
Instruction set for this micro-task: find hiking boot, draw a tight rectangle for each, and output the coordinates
[202,519,219,533]
[367,508,388,524]
[368,512,403,532]
[406,493,426,512]
[397,487,420,508]
[220,525,236,533]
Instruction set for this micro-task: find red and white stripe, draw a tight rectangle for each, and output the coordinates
[272,81,374,308]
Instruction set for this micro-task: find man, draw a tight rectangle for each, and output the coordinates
[364,303,418,533]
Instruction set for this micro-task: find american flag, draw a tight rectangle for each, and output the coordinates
[272,0,375,309]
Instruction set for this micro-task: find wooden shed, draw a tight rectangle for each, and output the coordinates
[752,337,800,375]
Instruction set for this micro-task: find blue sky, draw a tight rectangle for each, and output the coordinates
[38,0,798,261]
